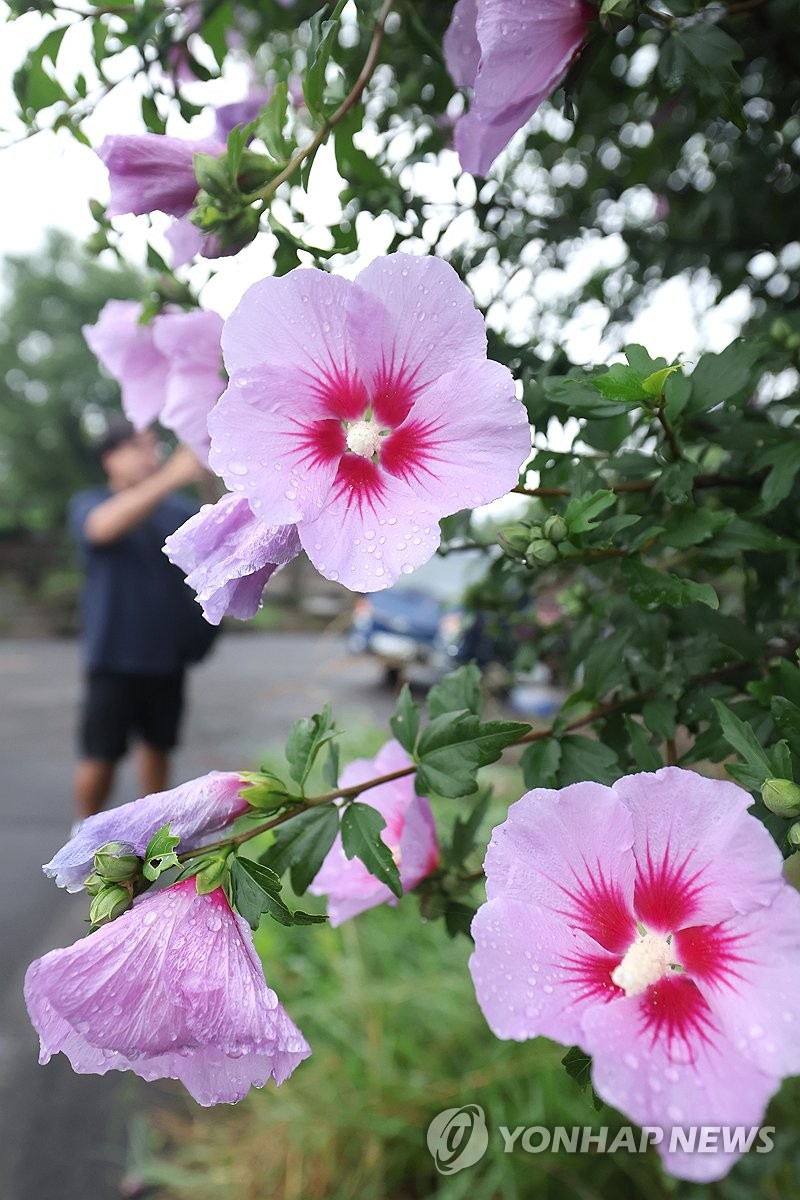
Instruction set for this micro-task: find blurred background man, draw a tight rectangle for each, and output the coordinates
[69,420,217,820]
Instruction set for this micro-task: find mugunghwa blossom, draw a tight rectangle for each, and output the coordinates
[97,133,228,266]
[469,767,800,1182]
[83,301,224,462]
[215,85,274,142]
[44,771,252,892]
[207,253,530,592]
[24,879,310,1105]
[308,740,438,925]
[164,494,302,624]
[444,0,591,176]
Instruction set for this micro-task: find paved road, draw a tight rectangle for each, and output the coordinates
[0,632,396,1200]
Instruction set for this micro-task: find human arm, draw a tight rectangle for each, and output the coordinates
[83,446,207,545]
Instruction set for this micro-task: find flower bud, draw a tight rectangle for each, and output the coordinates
[762,778,800,819]
[543,514,568,543]
[527,539,559,565]
[236,150,277,193]
[194,855,230,895]
[94,848,142,883]
[788,822,800,851]
[213,206,261,252]
[193,152,234,202]
[498,523,531,554]
[89,884,133,928]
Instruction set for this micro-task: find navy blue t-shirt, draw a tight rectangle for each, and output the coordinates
[69,487,208,675]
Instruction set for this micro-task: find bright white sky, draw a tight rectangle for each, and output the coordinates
[0,0,752,356]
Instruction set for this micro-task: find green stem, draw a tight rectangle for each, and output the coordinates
[243,0,396,207]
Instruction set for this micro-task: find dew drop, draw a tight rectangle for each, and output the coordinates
[227,462,248,476]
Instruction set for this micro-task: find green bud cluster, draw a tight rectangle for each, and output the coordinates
[83,841,144,928]
[762,777,800,819]
[498,513,570,567]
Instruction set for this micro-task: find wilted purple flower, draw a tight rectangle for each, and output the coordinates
[98,133,225,218]
[83,301,224,462]
[207,253,530,592]
[44,771,252,892]
[164,494,301,624]
[444,0,591,175]
[309,740,438,925]
[470,768,800,1182]
[25,879,311,1105]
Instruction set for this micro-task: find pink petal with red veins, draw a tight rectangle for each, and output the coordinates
[612,768,786,931]
[483,782,637,955]
[382,358,529,511]
[298,457,441,591]
[207,367,345,524]
[582,979,779,1182]
[470,897,621,1045]
[352,255,487,426]
[674,884,800,1077]
[221,267,382,386]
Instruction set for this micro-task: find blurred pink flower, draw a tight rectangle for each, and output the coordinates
[309,740,438,925]
[25,879,310,1105]
[83,301,224,462]
[470,767,800,1182]
[44,771,252,892]
[444,0,591,175]
[215,85,273,142]
[207,253,530,591]
[164,494,301,624]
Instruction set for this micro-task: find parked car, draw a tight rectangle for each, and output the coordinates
[347,550,511,686]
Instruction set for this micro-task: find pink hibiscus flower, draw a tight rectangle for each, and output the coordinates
[44,771,252,892]
[444,0,591,175]
[308,740,438,925]
[470,767,800,1181]
[83,300,224,462]
[25,879,310,1105]
[206,253,530,592]
[164,494,302,624]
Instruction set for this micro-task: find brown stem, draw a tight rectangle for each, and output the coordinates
[656,407,682,461]
[245,0,395,206]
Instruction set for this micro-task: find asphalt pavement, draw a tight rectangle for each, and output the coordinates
[0,631,396,1200]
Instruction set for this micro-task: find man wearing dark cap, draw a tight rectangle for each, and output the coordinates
[69,420,214,820]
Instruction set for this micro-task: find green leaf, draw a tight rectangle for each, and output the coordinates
[285,704,338,790]
[581,628,632,699]
[450,788,491,866]
[709,517,796,555]
[340,803,403,898]
[416,713,528,798]
[563,490,616,535]
[261,806,340,894]
[390,683,421,754]
[558,736,620,786]
[686,341,756,414]
[323,740,340,789]
[662,508,733,549]
[591,363,647,404]
[659,24,745,128]
[254,80,291,164]
[770,698,800,753]
[713,700,774,791]
[427,663,483,719]
[142,823,181,882]
[444,900,478,940]
[303,0,347,119]
[520,738,562,790]
[642,698,677,740]
[231,856,291,929]
[622,559,718,611]
[562,1046,605,1111]
[642,363,683,397]
[757,443,800,512]
[624,716,663,771]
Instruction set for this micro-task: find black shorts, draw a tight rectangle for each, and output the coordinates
[79,671,186,761]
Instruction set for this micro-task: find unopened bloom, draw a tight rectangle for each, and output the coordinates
[25,879,310,1105]
[164,494,301,623]
[83,301,224,461]
[207,253,530,591]
[470,768,800,1182]
[309,740,438,925]
[97,133,229,266]
[444,0,591,175]
[44,771,252,892]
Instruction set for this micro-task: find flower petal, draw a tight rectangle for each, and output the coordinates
[612,768,786,931]
[83,300,170,429]
[582,980,779,1182]
[443,0,480,88]
[97,133,224,217]
[352,254,487,425]
[152,309,225,462]
[43,772,252,891]
[470,896,620,1045]
[25,881,310,1106]
[483,782,637,954]
[298,458,441,591]
[164,495,301,624]
[382,358,529,512]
